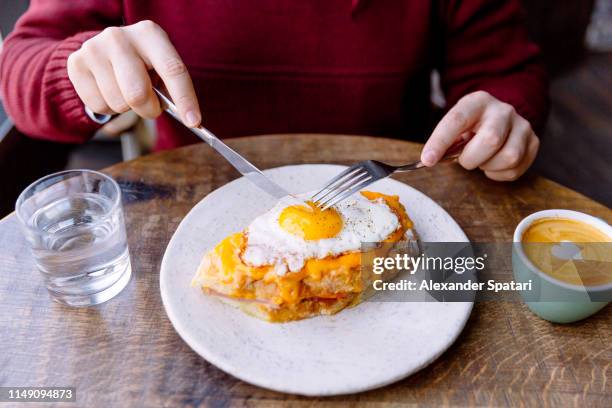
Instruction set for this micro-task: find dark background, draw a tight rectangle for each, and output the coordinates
[1,0,610,217]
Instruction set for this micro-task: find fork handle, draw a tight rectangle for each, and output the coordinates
[396,137,469,172]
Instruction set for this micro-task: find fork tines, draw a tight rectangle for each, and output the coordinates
[311,164,374,210]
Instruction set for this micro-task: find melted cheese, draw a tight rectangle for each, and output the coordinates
[195,191,413,312]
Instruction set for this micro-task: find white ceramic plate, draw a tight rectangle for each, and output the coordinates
[160,164,472,396]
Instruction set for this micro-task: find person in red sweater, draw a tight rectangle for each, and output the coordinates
[0,0,547,181]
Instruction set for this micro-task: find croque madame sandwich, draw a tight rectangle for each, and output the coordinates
[192,191,415,322]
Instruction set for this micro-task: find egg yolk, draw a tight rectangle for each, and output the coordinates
[279,201,343,240]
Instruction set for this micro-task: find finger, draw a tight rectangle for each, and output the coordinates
[421,91,490,166]
[111,47,161,119]
[128,21,201,126]
[479,117,531,172]
[484,134,540,181]
[96,26,161,119]
[100,112,139,137]
[458,103,514,170]
[89,61,130,114]
[67,55,112,115]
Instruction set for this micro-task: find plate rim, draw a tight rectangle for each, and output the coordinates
[160,163,474,396]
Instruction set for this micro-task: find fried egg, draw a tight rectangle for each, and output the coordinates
[242,191,400,274]
[192,190,414,322]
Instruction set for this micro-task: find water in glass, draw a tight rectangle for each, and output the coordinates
[17,170,131,306]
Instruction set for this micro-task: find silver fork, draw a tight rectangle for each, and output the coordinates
[312,138,469,210]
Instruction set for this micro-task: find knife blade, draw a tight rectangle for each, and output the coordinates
[153,88,290,200]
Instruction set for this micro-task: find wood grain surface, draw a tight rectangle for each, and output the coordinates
[0,134,610,407]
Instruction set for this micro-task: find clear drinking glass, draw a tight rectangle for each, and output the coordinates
[16,169,131,306]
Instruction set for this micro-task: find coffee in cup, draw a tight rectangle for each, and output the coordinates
[521,217,612,287]
[513,210,612,323]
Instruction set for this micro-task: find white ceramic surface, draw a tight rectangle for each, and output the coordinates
[160,164,473,396]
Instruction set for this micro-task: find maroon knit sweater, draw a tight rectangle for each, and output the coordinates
[0,0,547,150]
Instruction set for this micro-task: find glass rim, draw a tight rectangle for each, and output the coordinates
[15,169,122,233]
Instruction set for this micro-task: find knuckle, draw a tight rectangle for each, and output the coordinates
[458,155,473,170]
[102,26,124,41]
[141,105,162,119]
[529,135,540,155]
[162,57,187,77]
[174,93,194,108]
[80,39,98,55]
[498,103,515,119]
[90,100,110,115]
[135,99,162,119]
[471,90,491,103]
[516,117,532,134]
[458,151,479,170]
[447,110,467,129]
[67,52,81,71]
[137,19,160,33]
[124,86,149,106]
[481,129,503,148]
[502,148,522,167]
[532,135,540,150]
[108,100,130,113]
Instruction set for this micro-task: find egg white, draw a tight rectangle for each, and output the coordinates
[242,192,400,275]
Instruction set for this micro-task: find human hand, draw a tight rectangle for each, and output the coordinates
[420,91,540,181]
[67,20,201,127]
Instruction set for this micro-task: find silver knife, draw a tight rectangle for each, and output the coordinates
[152,88,290,200]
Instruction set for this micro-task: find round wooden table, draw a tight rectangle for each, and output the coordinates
[0,135,610,406]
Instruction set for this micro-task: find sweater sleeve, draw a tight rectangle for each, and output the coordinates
[439,0,549,134]
[0,0,122,143]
